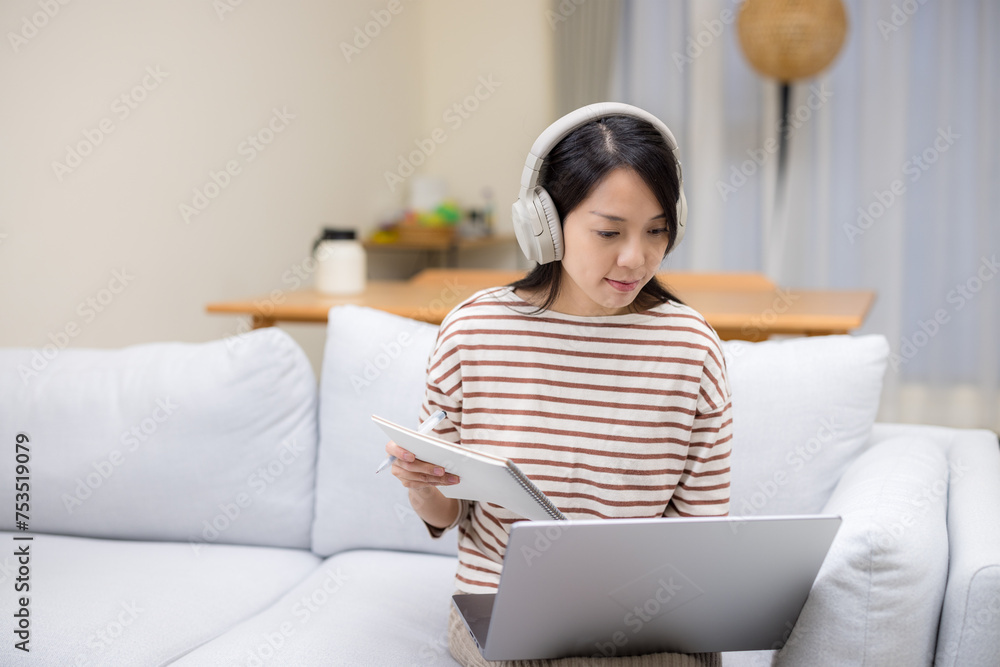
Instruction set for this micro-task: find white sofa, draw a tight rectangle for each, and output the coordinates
[1,304,997,666]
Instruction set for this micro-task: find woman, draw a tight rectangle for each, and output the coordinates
[386,104,733,666]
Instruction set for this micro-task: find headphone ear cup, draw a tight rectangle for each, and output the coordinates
[532,187,562,263]
[511,198,540,263]
[673,187,687,249]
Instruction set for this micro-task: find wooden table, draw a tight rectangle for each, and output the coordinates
[407,269,778,291]
[205,269,875,342]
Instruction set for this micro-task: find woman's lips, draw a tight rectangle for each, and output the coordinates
[606,278,640,292]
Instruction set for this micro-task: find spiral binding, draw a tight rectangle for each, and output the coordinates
[505,461,566,520]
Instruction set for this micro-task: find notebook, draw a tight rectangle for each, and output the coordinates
[371,414,566,521]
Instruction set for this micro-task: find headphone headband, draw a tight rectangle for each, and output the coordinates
[517,102,683,202]
[511,102,687,265]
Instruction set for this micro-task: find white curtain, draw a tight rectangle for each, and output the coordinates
[551,0,625,116]
[609,0,1000,433]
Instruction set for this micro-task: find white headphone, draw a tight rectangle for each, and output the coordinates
[511,102,687,265]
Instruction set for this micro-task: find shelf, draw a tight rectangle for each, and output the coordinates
[362,233,516,252]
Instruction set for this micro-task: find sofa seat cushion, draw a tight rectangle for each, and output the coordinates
[720,650,777,666]
[169,547,786,667]
[171,549,461,666]
[0,531,321,666]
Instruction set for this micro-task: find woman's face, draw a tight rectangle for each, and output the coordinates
[553,167,670,317]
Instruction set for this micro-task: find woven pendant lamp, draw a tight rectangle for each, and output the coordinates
[736,0,848,285]
[737,0,848,82]
[736,0,848,189]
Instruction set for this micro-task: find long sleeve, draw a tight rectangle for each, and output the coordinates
[664,335,733,518]
[418,318,471,538]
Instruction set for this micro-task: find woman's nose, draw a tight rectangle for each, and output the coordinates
[618,238,645,268]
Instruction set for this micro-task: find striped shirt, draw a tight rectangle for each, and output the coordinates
[419,285,733,594]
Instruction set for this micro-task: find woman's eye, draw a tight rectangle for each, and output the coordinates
[596,229,667,239]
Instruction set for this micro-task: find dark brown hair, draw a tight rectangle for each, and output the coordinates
[506,114,686,315]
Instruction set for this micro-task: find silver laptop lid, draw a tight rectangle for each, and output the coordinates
[477,515,840,660]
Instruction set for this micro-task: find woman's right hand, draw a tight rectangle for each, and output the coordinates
[385,439,460,491]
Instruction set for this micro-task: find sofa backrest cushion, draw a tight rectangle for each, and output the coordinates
[724,334,889,516]
[311,305,889,557]
[0,328,317,549]
[311,305,455,557]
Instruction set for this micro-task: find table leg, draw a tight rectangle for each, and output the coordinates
[251,314,276,329]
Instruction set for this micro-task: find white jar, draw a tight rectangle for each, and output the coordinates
[313,228,366,295]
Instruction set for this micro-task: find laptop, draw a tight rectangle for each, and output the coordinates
[452,514,841,660]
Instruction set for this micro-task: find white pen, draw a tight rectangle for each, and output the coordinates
[375,409,447,474]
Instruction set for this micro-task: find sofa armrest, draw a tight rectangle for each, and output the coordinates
[934,428,1000,667]
[870,422,1000,666]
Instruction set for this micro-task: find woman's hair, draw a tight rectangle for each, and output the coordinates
[506,114,686,315]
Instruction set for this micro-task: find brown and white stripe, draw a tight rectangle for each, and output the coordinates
[420,286,733,594]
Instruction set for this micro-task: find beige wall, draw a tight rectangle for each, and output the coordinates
[0,0,553,377]
[417,0,554,216]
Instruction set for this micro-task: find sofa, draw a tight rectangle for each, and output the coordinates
[1,303,997,667]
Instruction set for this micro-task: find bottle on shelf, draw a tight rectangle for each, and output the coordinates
[460,209,483,239]
[312,227,367,295]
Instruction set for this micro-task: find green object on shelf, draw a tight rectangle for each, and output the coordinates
[436,200,462,224]
[413,199,461,228]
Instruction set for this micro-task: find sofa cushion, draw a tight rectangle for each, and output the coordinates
[0,531,320,666]
[773,436,950,666]
[312,305,457,557]
[723,334,889,516]
[0,327,318,548]
[312,310,889,557]
[170,549,461,666]
[720,650,777,666]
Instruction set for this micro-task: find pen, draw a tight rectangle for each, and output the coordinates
[375,409,447,474]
